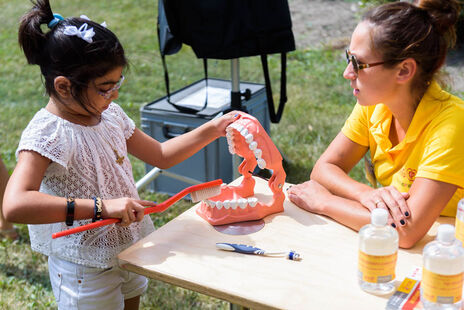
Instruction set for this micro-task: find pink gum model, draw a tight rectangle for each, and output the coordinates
[196,112,286,225]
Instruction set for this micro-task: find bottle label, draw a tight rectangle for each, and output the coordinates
[422,268,463,304]
[358,250,397,283]
[455,216,464,244]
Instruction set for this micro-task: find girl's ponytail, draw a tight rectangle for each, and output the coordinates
[18,0,54,65]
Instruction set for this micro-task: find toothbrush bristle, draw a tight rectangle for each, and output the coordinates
[190,185,221,202]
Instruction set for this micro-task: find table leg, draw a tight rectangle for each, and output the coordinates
[230,303,250,310]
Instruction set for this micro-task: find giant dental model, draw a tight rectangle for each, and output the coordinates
[196,112,286,225]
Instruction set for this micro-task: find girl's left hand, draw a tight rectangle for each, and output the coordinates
[211,111,240,136]
[287,180,333,214]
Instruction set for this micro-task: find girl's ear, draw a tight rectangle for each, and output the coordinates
[54,76,72,98]
[397,58,417,84]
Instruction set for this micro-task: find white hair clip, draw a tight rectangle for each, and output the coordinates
[80,15,107,28]
[63,23,95,43]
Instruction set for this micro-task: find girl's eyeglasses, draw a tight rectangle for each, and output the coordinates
[345,50,385,74]
[97,75,125,99]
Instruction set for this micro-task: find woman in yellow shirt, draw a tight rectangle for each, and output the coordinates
[288,0,463,248]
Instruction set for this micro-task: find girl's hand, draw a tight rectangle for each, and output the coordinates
[101,198,157,227]
[210,111,240,136]
[359,186,410,227]
[287,180,333,214]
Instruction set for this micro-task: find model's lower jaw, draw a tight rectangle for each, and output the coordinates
[196,181,285,225]
[196,112,286,226]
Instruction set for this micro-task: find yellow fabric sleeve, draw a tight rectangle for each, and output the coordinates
[341,103,370,146]
[416,107,464,189]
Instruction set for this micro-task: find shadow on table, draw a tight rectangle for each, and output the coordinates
[402,216,455,255]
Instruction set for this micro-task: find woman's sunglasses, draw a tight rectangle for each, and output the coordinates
[345,50,385,74]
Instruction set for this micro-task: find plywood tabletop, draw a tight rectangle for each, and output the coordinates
[118,177,453,309]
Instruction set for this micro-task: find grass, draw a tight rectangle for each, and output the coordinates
[0,0,368,309]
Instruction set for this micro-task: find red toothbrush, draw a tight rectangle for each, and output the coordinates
[52,179,223,239]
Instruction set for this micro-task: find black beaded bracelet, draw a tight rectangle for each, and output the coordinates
[92,197,102,222]
[65,197,75,226]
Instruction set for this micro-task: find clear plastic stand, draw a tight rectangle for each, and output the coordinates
[213,219,265,235]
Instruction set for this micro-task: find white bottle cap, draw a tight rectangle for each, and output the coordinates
[459,198,464,210]
[437,224,455,243]
[371,208,388,226]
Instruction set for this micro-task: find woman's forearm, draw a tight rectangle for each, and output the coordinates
[320,194,371,231]
[311,161,372,202]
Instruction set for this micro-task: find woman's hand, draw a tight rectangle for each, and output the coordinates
[359,186,410,227]
[101,198,157,227]
[287,180,334,214]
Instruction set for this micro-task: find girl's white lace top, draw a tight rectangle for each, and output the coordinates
[16,103,155,268]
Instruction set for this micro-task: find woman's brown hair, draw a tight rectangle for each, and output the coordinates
[363,0,460,99]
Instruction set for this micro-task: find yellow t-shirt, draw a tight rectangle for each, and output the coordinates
[342,81,464,217]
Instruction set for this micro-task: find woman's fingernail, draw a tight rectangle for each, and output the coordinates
[405,211,409,217]
[234,114,239,117]
[400,219,405,226]
[391,223,396,228]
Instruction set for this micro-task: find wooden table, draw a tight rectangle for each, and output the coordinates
[118,177,454,309]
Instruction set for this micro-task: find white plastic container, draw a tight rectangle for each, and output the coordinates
[358,208,399,294]
[454,199,464,245]
[421,224,464,309]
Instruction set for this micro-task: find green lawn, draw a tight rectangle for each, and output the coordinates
[0,0,362,309]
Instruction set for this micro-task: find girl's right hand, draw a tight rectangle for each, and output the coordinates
[101,198,157,226]
[210,111,240,136]
[359,186,410,227]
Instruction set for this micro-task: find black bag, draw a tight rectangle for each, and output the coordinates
[157,0,295,122]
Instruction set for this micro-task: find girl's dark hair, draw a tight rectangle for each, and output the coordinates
[363,0,460,99]
[18,0,128,111]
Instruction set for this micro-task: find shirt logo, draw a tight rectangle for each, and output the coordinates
[406,168,417,182]
[398,167,417,189]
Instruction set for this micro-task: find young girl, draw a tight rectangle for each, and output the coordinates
[4,0,237,309]
[288,0,463,248]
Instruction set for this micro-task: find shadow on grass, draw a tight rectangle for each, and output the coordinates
[0,262,51,289]
[283,157,313,185]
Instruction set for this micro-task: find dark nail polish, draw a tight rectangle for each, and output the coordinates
[391,223,396,228]
[400,219,405,226]
[405,211,410,217]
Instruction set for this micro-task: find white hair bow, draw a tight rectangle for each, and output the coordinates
[80,15,107,28]
[63,23,95,43]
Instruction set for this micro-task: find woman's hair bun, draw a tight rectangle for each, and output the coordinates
[416,0,460,38]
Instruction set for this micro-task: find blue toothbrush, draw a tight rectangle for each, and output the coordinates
[216,242,301,261]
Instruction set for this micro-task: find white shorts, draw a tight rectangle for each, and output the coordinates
[48,255,147,310]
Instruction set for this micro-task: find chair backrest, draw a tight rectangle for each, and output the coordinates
[157,0,295,122]
[161,0,295,59]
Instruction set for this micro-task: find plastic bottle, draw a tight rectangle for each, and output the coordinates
[358,208,399,294]
[421,224,464,309]
[454,199,464,245]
